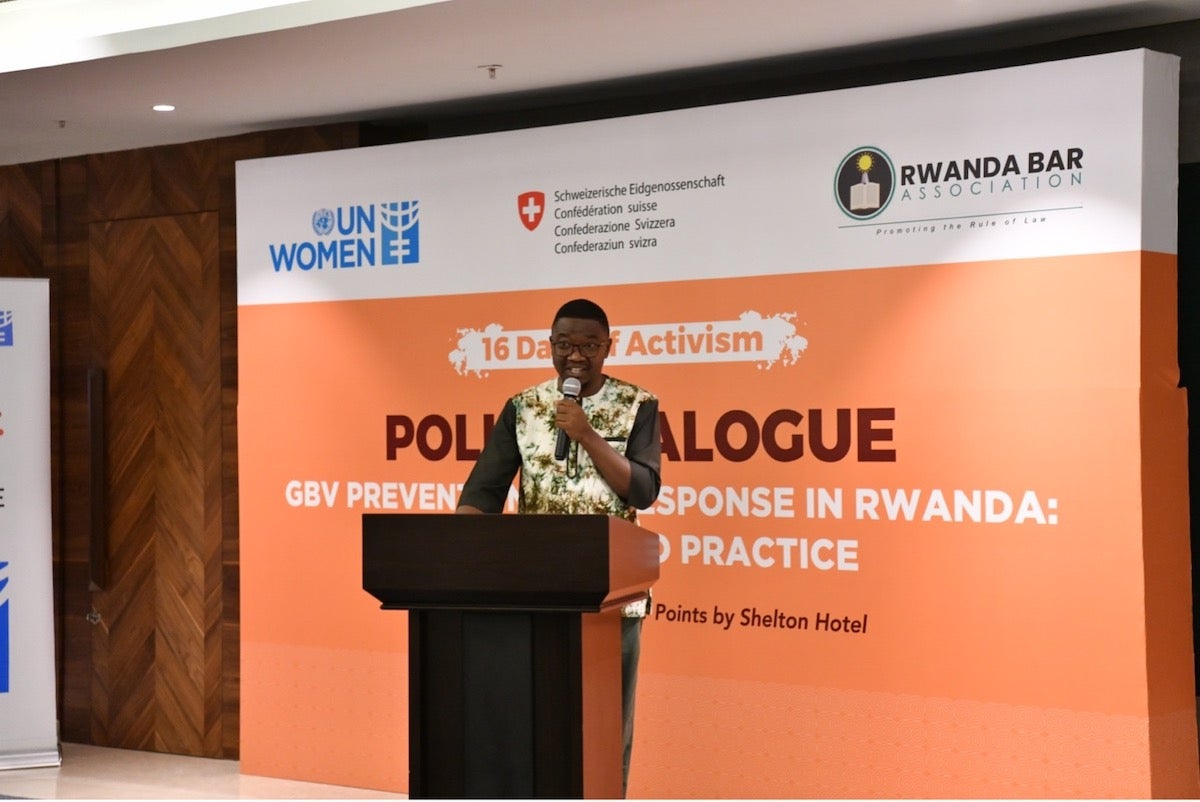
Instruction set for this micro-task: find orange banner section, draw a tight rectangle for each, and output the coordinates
[238,253,1195,797]
[633,673,1158,798]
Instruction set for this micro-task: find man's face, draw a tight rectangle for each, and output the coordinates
[549,317,610,396]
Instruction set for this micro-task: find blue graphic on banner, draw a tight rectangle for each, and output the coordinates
[0,309,14,347]
[268,200,421,272]
[379,201,420,265]
[1,561,9,693]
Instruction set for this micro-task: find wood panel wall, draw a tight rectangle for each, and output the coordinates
[0,123,359,758]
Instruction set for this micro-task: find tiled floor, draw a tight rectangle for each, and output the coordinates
[0,742,407,799]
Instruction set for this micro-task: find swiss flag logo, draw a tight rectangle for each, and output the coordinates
[517,191,545,231]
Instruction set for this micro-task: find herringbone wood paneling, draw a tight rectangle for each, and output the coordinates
[0,163,42,277]
[88,144,221,221]
[89,213,222,756]
[3,122,360,760]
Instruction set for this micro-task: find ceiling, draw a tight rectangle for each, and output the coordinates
[2,0,1200,167]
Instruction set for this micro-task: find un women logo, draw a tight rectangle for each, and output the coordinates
[312,208,335,236]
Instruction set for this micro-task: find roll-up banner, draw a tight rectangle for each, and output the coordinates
[236,50,1195,797]
[0,278,60,770]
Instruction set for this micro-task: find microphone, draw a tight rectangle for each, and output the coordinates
[555,377,582,460]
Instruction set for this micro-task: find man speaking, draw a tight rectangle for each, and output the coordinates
[457,298,662,795]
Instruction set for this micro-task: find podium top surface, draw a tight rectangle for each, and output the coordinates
[362,513,659,612]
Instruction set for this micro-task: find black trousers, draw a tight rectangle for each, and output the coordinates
[621,616,643,797]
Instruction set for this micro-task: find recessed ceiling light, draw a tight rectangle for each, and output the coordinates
[152,104,176,112]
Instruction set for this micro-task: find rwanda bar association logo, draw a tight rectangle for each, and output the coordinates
[268,200,420,272]
[834,147,895,220]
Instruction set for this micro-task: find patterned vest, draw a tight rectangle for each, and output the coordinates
[512,376,655,523]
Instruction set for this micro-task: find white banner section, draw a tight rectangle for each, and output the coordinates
[0,278,60,770]
[237,49,1177,307]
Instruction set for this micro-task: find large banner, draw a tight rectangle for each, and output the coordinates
[236,50,1195,797]
[0,278,60,770]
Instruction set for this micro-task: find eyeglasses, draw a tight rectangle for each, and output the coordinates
[550,339,609,357]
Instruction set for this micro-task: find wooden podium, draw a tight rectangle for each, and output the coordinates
[362,513,659,799]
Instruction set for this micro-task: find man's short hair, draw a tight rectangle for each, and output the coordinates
[552,298,609,332]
